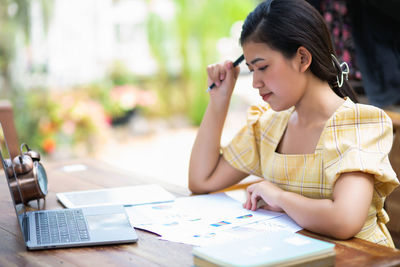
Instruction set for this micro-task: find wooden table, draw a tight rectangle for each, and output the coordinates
[1,158,400,267]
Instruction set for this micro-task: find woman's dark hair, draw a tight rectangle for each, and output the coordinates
[240,0,358,102]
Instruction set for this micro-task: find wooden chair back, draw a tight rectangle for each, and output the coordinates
[384,110,400,248]
[0,100,19,161]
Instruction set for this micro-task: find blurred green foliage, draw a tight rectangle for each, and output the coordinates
[10,86,104,154]
[12,87,61,154]
[147,0,256,125]
[8,68,156,154]
[0,0,257,154]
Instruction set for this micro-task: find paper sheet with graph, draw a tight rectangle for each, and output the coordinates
[124,192,302,246]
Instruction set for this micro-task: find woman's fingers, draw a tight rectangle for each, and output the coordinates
[243,186,250,209]
[244,184,256,210]
[243,181,284,212]
[207,63,224,87]
[206,61,234,88]
[250,191,259,211]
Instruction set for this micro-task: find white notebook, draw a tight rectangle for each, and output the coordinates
[192,231,335,267]
[57,184,176,208]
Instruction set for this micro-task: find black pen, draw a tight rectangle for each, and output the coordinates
[206,54,245,92]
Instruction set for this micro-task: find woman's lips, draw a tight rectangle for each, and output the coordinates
[261,92,272,101]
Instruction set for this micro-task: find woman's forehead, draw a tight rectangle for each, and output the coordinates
[243,42,277,65]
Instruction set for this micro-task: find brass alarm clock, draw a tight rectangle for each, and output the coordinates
[5,143,48,205]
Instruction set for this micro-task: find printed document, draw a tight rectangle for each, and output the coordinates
[125,192,302,246]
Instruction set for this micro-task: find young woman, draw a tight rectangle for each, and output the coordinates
[189,0,399,247]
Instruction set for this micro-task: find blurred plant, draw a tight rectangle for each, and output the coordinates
[11,87,111,155]
[109,60,136,86]
[54,89,111,154]
[110,85,156,111]
[147,0,256,125]
[85,62,157,124]
[12,88,61,154]
[8,59,158,155]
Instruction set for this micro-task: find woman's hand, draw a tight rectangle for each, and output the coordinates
[243,180,285,212]
[206,61,240,107]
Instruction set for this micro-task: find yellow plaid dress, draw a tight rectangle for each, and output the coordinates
[222,98,399,247]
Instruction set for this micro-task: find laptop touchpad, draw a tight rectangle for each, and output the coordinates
[86,213,131,231]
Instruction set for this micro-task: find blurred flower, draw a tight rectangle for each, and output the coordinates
[355,71,362,80]
[42,137,56,154]
[61,120,76,136]
[13,76,157,155]
[38,118,56,135]
[110,85,156,111]
[324,13,333,23]
[333,27,340,37]
[110,85,138,111]
[343,50,350,63]
[342,28,350,39]
[136,89,157,107]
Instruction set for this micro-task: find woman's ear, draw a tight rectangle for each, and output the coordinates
[297,46,312,73]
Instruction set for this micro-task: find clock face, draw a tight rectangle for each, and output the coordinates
[36,162,48,195]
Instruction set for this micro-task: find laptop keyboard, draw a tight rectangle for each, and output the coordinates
[35,209,90,244]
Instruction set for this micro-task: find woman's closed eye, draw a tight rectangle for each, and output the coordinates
[249,65,269,72]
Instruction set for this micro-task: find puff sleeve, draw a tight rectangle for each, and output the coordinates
[323,103,399,198]
[221,105,268,177]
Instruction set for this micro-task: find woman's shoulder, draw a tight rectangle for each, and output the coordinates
[330,98,392,127]
[322,98,394,157]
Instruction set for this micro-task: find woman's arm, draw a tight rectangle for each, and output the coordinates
[189,61,248,194]
[244,171,374,239]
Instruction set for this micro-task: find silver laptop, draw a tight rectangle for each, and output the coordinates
[0,123,138,250]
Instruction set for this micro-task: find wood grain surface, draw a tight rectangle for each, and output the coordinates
[0,158,399,267]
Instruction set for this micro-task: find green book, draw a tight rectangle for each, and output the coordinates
[192,231,335,267]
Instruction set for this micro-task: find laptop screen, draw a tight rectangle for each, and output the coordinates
[0,122,26,217]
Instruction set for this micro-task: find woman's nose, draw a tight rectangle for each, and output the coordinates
[252,74,263,90]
